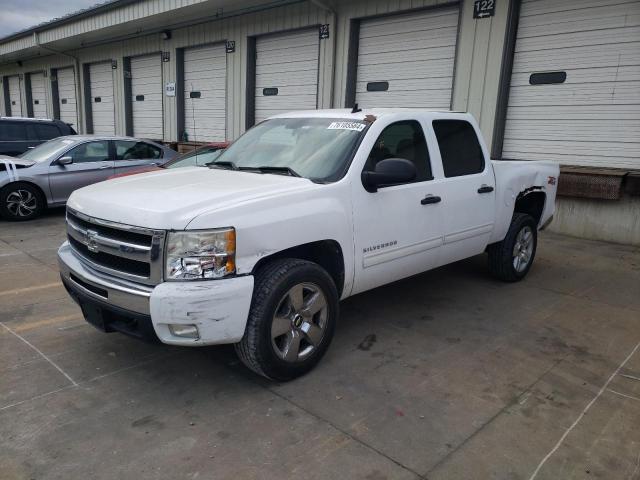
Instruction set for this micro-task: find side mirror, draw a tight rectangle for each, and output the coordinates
[57,156,73,166]
[361,158,417,193]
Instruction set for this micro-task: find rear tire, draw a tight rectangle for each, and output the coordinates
[235,259,339,381]
[487,213,537,282]
[0,182,45,221]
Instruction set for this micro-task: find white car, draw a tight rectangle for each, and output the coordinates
[58,109,558,380]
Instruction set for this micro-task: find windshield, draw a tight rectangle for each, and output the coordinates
[20,137,76,162]
[215,117,367,182]
[165,147,224,169]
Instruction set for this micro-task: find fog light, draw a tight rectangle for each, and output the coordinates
[169,324,199,339]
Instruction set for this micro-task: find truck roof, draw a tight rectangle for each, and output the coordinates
[269,108,469,121]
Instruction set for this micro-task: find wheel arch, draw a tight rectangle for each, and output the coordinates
[251,240,345,297]
[1,180,48,205]
[514,189,546,226]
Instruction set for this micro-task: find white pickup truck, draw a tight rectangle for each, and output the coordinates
[58,109,558,380]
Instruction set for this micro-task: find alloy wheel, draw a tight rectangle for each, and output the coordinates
[6,189,37,218]
[512,225,534,273]
[271,282,328,363]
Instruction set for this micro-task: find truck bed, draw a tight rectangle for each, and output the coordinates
[489,160,559,243]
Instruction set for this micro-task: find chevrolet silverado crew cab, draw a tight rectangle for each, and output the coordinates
[58,109,558,381]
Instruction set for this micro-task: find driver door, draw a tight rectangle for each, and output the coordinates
[48,140,114,204]
[351,120,445,295]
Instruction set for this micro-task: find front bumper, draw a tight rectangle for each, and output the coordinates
[58,242,254,346]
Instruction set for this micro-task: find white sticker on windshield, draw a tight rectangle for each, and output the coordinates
[327,121,366,132]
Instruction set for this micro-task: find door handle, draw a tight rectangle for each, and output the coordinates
[99,165,111,170]
[477,185,494,194]
[421,195,441,205]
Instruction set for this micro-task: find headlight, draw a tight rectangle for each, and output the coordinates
[165,228,236,280]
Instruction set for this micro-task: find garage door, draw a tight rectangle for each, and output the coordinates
[355,6,459,109]
[255,29,320,123]
[89,62,116,135]
[130,54,163,140]
[183,44,226,142]
[503,0,640,169]
[56,67,78,128]
[7,76,22,116]
[29,72,47,118]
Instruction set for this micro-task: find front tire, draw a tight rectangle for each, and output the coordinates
[0,182,45,221]
[235,259,339,381]
[487,213,538,282]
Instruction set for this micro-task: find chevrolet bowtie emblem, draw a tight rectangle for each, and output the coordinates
[85,229,99,253]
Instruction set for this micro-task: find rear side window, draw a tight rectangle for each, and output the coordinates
[35,124,62,141]
[433,120,484,177]
[0,122,27,141]
[115,140,162,160]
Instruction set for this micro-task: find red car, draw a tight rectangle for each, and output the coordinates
[109,142,229,179]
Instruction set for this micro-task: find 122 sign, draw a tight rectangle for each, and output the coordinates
[474,0,495,18]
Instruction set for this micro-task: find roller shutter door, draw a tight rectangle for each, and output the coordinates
[56,67,78,128]
[355,7,459,108]
[503,0,640,169]
[183,44,226,142]
[7,76,22,116]
[255,29,320,123]
[29,72,47,118]
[89,62,116,135]
[131,54,163,140]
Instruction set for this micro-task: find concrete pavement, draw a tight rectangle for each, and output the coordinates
[1,208,639,480]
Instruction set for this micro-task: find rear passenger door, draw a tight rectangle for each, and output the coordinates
[48,140,114,204]
[113,140,163,175]
[430,119,496,265]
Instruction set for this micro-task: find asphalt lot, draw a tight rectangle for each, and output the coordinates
[1,208,640,480]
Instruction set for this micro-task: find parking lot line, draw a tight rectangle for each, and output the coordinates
[528,341,640,480]
[0,321,78,387]
[0,385,76,412]
[12,313,83,333]
[0,282,62,297]
[0,351,177,412]
[607,388,640,403]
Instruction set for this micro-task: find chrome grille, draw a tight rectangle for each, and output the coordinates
[66,208,165,286]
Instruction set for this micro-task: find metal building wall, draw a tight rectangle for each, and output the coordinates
[0,0,511,148]
[0,56,77,120]
[332,0,511,151]
[70,1,332,140]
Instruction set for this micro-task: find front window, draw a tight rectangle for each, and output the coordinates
[365,120,432,183]
[215,118,368,182]
[165,147,224,169]
[66,141,110,163]
[19,137,76,162]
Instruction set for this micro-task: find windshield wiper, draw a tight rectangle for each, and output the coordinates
[208,160,238,170]
[251,166,301,177]
[209,162,301,177]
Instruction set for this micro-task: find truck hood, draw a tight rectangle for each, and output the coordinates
[67,167,314,229]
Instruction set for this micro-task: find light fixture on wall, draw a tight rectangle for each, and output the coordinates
[161,30,171,40]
